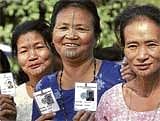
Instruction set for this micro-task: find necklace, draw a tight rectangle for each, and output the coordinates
[58,59,96,121]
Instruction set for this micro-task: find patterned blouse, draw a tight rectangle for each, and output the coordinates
[95,83,160,121]
[14,83,33,121]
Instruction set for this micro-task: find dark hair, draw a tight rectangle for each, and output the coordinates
[11,20,58,85]
[94,43,124,61]
[0,49,10,73]
[50,0,101,40]
[114,4,160,47]
[12,20,53,56]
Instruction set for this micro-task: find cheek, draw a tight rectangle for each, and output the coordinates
[81,34,96,48]
[39,50,53,65]
[124,48,137,68]
[149,49,160,60]
[52,30,64,43]
[17,54,27,67]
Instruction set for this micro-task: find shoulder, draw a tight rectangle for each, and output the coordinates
[101,60,121,70]
[16,83,26,90]
[101,83,123,103]
[97,60,123,83]
[35,72,57,91]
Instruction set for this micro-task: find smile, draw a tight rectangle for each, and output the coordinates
[135,63,151,70]
[63,43,80,47]
[29,63,41,69]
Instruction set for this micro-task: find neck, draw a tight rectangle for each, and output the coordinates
[27,76,40,88]
[127,74,160,97]
[59,57,100,89]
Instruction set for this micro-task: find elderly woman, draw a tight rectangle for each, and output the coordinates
[32,0,124,121]
[0,49,17,121]
[12,20,60,121]
[96,4,160,121]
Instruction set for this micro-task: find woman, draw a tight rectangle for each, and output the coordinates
[32,1,123,121]
[0,49,17,121]
[96,4,160,121]
[11,20,60,121]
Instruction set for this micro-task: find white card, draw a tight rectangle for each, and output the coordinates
[33,87,60,114]
[0,72,16,97]
[74,82,97,111]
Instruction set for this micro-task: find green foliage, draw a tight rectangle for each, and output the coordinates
[0,0,58,44]
[97,0,132,48]
[1,0,160,71]
[135,0,160,7]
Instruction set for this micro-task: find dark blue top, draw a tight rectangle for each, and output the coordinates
[32,60,123,121]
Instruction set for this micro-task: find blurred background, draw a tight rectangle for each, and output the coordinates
[0,0,160,72]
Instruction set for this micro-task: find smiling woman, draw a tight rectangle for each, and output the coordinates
[96,4,160,121]
[11,20,60,121]
[32,0,124,121]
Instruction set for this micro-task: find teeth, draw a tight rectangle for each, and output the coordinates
[65,43,78,47]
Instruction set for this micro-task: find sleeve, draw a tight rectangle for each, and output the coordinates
[31,99,41,121]
[95,92,111,121]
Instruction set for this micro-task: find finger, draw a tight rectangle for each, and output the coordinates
[120,65,130,73]
[88,112,95,121]
[0,102,16,112]
[73,110,85,121]
[121,67,134,78]
[0,95,14,105]
[0,108,17,117]
[122,74,136,81]
[79,111,92,121]
[35,112,55,121]
[121,57,128,67]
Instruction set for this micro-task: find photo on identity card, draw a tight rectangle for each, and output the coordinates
[0,72,16,97]
[33,87,60,114]
[74,82,97,111]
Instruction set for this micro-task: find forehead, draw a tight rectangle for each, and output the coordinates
[56,6,93,24]
[124,18,160,41]
[17,31,45,45]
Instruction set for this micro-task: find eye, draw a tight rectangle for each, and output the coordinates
[37,45,44,48]
[76,27,90,33]
[147,43,157,48]
[77,27,85,31]
[18,49,27,54]
[57,26,68,31]
[126,44,137,50]
[36,44,46,49]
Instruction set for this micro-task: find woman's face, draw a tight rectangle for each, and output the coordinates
[53,6,96,61]
[124,18,160,77]
[17,31,53,79]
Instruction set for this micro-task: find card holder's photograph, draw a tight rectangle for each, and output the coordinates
[74,82,97,111]
[33,87,60,114]
[0,72,16,97]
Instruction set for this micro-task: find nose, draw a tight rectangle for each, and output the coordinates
[28,49,38,61]
[65,28,78,40]
[136,46,149,62]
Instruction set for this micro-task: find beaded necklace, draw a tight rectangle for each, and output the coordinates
[58,59,96,121]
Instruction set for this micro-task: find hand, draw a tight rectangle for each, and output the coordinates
[120,57,136,81]
[73,110,95,121]
[35,112,55,121]
[0,94,17,121]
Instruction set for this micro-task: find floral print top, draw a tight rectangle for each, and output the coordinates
[95,83,160,121]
